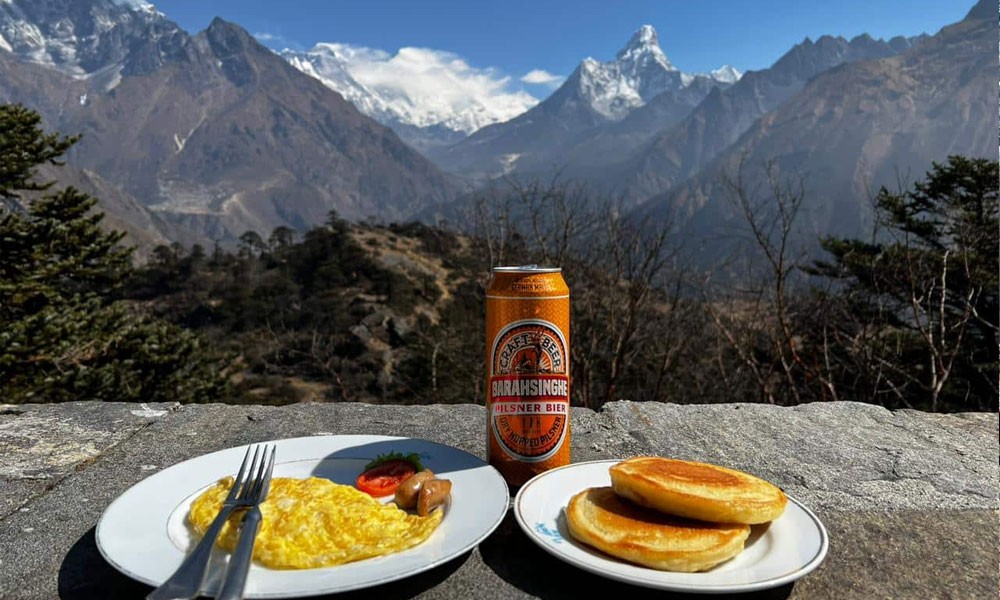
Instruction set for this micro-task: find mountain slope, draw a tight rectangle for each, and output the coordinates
[0,0,182,77]
[21,163,172,261]
[639,3,995,259]
[0,1,458,243]
[620,33,924,202]
[430,25,738,182]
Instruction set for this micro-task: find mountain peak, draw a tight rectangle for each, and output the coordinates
[561,23,740,121]
[622,24,659,52]
[616,24,673,69]
[207,16,241,33]
[965,0,992,20]
[204,17,256,48]
[710,65,742,83]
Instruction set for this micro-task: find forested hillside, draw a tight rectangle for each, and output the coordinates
[3,105,995,412]
[125,159,998,413]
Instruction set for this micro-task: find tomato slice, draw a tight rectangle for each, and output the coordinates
[355,459,418,497]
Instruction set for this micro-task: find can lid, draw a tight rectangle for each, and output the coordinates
[492,264,562,273]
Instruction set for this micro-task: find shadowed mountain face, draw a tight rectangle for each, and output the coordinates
[411,27,931,225]
[0,2,458,244]
[428,26,925,206]
[0,0,184,76]
[618,33,924,203]
[637,3,996,262]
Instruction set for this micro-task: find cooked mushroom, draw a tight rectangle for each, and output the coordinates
[394,469,435,509]
[417,478,452,517]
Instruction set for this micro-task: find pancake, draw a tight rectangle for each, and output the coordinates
[609,457,787,524]
[565,487,750,572]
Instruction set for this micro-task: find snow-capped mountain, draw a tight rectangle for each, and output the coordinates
[282,43,539,153]
[282,25,738,157]
[619,32,928,202]
[707,64,741,84]
[0,0,179,80]
[636,2,994,266]
[430,25,738,183]
[576,24,739,121]
[0,2,459,244]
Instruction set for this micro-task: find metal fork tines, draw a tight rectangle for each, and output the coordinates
[217,444,276,600]
[147,444,276,600]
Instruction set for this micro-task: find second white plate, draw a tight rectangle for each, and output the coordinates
[514,459,828,594]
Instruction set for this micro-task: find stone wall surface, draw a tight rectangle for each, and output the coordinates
[0,400,996,599]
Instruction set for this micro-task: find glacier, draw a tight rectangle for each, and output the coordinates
[281,43,539,136]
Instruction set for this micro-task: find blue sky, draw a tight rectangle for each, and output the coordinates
[154,0,974,95]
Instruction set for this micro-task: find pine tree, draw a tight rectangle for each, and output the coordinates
[0,104,227,403]
[810,156,998,411]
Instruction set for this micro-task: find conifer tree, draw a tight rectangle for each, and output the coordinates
[0,104,226,403]
[810,156,998,410]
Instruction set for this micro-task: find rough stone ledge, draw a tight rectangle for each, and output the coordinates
[0,400,996,600]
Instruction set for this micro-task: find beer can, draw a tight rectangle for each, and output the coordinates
[486,265,571,487]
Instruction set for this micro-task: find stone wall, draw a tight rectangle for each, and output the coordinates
[0,401,997,599]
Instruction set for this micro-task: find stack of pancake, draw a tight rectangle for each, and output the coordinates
[565,457,787,572]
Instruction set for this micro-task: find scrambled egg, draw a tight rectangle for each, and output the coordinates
[187,476,444,569]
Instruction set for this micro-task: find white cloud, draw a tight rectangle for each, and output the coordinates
[521,69,564,87]
[299,43,539,133]
[254,32,302,51]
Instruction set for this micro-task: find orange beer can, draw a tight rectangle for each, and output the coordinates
[486,265,570,487]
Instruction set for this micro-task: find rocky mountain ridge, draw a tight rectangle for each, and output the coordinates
[0,0,459,245]
[430,25,739,182]
[637,2,995,263]
[618,32,928,202]
[0,0,175,77]
[1,0,990,259]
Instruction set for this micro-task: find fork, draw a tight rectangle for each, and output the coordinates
[217,445,275,600]
[147,445,273,600]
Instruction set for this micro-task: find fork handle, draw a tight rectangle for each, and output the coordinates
[146,505,238,600]
[217,506,262,600]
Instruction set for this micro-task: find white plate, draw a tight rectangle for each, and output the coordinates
[96,435,509,598]
[514,459,828,594]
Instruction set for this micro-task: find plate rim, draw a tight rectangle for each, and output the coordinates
[513,458,829,594]
[96,434,509,598]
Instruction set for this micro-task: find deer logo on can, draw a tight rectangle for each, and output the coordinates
[486,266,570,486]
